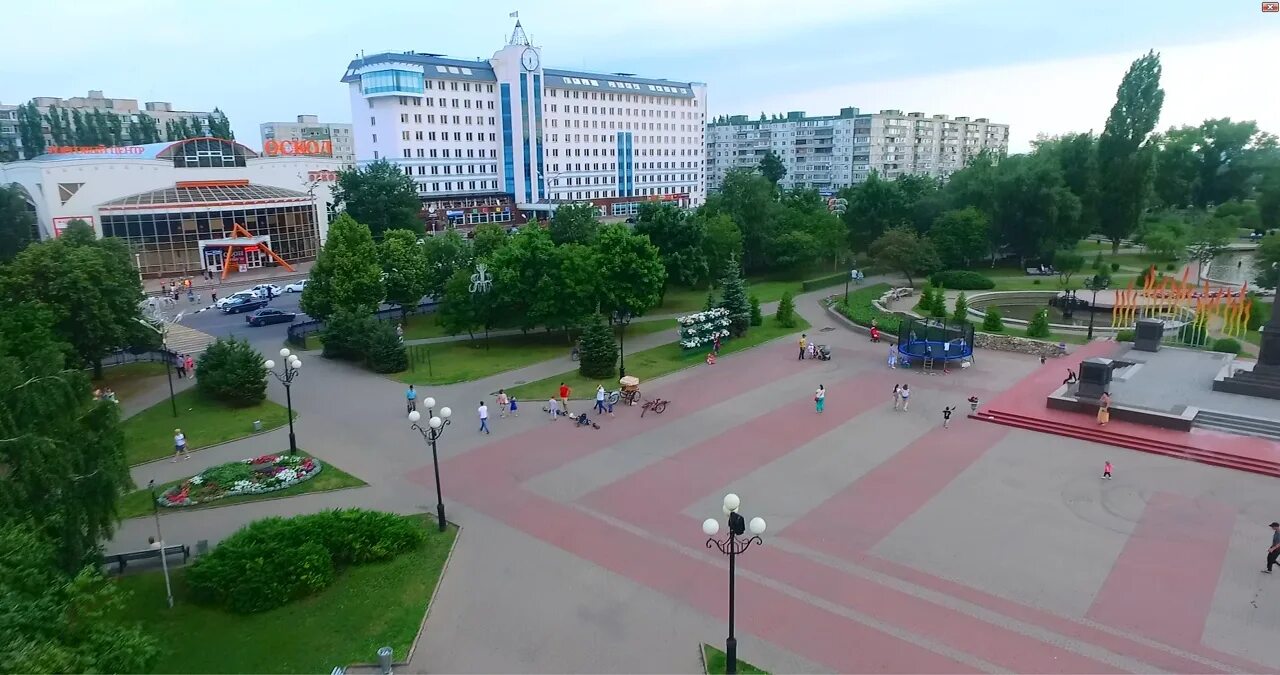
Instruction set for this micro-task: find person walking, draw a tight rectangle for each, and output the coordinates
[888,344,897,369]
[1264,522,1280,574]
[174,353,186,379]
[172,428,189,462]
[814,384,826,413]
[900,384,911,411]
[1102,461,1113,480]
[595,385,607,415]
[559,382,571,415]
[477,400,490,434]
[496,389,510,418]
[1096,392,1111,426]
[942,406,955,428]
[184,354,195,378]
[892,384,902,411]
[509,395,519,417]
[406,384,417,413]
[798,334,808,360]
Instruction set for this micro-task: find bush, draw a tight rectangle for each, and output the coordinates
[1032,278,1041,285]
[981,306,1004,332]
[196,338,267,407]
[1211,338,1242,354]
[1165,263,1177,271]
[1177,322,1208,346]
[321,310,378,361]
[186,509,425,614]
[928,287,947,319]
[916,282,935,313]
[929,270,996,290]
[775,292,797,328]
[951,292,970,324]
[1110,262,1120,272]
[1092,252,1105,270]
[578,314,617,379]
[1116,329,1135,342]
[801,272,849,292]
[748,295,763,327]
[364,321,408,373]
[1026,308,1051,338]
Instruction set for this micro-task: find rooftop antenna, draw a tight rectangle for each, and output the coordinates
[508,12,529,46]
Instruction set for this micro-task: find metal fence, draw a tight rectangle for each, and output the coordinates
[286,300,439,349]
[99,348,177,369]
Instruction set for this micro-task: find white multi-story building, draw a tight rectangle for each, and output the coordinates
[707,108,1009,193]
[260,115,354,165]
[341,21,707,228]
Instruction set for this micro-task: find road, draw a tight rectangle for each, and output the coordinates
[177,290,308,347]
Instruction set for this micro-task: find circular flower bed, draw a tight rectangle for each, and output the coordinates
[158,454,322,508]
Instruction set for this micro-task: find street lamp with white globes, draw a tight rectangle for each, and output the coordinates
[408,398,452,532]
[264,347,302,456]
[703,493,766,675]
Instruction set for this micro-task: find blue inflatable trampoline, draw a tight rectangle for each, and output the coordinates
[895,318,974,367]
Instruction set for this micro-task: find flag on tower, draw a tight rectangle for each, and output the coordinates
[510,11,519,18]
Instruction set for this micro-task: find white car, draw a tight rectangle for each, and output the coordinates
[250,284,284,297]
[215,290,261,308]
[284,279,308,293]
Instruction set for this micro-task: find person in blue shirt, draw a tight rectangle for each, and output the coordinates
[406,384,417,413]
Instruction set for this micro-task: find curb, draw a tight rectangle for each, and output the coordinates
[128,417,296,469]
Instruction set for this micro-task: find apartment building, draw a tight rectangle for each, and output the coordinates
[260,115,354,165]
[707,108,1009,193]
[341,20,707,228]
[2,90,226,155]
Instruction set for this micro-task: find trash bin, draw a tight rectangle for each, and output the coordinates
[376,646,393,675]
[252,419,262,432]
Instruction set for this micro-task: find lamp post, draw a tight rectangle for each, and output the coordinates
[613,310,632,378]
[147,479,174,609]
[703,493,767,675]
[264,348,302,456]
[1084,274,1109,341]
[409,399,452,532]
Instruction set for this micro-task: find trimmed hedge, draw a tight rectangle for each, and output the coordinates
[1211,338,1242,354]
[929,270,996,290]
[187,509,426,614]
[801,272,850,292]
[1116,329,1135,342]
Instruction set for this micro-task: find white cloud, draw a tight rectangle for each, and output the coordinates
[734,31,1280,153]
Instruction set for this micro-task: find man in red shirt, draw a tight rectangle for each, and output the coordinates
[559,382,571,415]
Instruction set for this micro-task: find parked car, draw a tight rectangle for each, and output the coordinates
[250,284,284,298]
[214,289,261,308]
[246,308,297,326]
[284,279,307,293]
[221,296,269,314]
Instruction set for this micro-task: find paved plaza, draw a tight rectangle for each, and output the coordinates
[113,292,1280,673]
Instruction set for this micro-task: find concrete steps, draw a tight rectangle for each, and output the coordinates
[166,324,217,355]
[1194,410,1280,442]
[971,408,1280,479]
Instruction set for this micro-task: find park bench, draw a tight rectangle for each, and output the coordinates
[1025,267,1057,276]
[106,544,189,574]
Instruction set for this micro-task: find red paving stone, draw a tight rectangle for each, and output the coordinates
[1087,492,1238,647]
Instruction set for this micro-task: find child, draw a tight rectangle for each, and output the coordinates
[888,344,897,369]
[509,395,519,417]
[172,428,189,462]
[496,389,509,418]
[967,395,980,412]
[1102,461,1113,480]
[807,342,817,360]
[547,396,560,420]
[892,384,901,411]
[942,406,955,428]
[900,384,911,411]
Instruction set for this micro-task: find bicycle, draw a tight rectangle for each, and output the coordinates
[603,390,621,406]
[570,341,582,361]
[640,397,668,417]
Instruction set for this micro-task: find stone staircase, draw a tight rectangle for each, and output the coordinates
[1193,410,1280,442]
[166,324,217,355]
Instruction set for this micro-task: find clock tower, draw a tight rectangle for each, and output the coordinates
[491,18,544,206]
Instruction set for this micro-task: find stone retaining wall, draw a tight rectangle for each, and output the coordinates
[973,331,1068,358]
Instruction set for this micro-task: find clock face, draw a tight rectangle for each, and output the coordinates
[521,48,540,71]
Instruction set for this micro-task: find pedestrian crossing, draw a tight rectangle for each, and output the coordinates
[167,324,217,355]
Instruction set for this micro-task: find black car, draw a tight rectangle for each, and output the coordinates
[246,308,296,326]
[222,296,268,314]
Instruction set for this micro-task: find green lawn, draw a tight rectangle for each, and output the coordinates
[659,266,835,313]
[397,319,675,385]
[505,315,809,402]
[116,453,366,520]
[987,274,1141,292]
[122,389,293,466]
[702,644,769,675]
[93,361,169,402]
[111,517,456,674]
[401,312,453,340]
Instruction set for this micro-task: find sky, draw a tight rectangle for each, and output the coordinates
[2,0,1277,153]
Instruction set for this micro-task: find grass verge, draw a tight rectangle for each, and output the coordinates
[123,388,292,466]
[702,644,769,675]
[111,516,456,674]
[117,453,366,520]
[505,315,809,402]
[93,361,169,401]
[398,319,675,385]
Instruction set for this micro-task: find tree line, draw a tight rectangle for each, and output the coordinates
[14,101,234,158]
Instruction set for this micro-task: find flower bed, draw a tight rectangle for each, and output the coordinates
[158,454,322,508]
[678,307,731,350]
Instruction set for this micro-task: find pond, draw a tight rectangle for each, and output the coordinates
[1205,250,1258,286]
[968,300,1105,327]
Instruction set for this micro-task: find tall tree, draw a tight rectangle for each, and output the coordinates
[541,243,601,333]
[421,228,470,301]
[1152,126,1201,209]
[378,228,430,319]
[0,221,144,378]
[43,105,68,146]
[470,222,508,260]
[332,160,424,238]
[717,256,751,337]
[549,202,600,246]
[0,303,133,572]
[1096,50,1165,253]
[870,226,941,286]
[839,171,908,251]
[300,213,385,321]
[126,117,143,146]
[1192,118,1274,207]
[18,102,47,157]
[593,224,666,318]
[1258,164,1280,231]
[105,111,124,146]
[633,202,707,288]
[0,185,36,261]
[1037,133,1100,235]
[70,109,90,145]
[992,153,1083,264]
[136,112,161,143]
[1254,232,1280,289]
[90,110,109,146]
[929,207,990,269]
[758,150,787,186]
[438,267,480,339]
[488,225,558,332]
[207,108,234,139]
[696,210,743,283]
[702,168,780,273]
